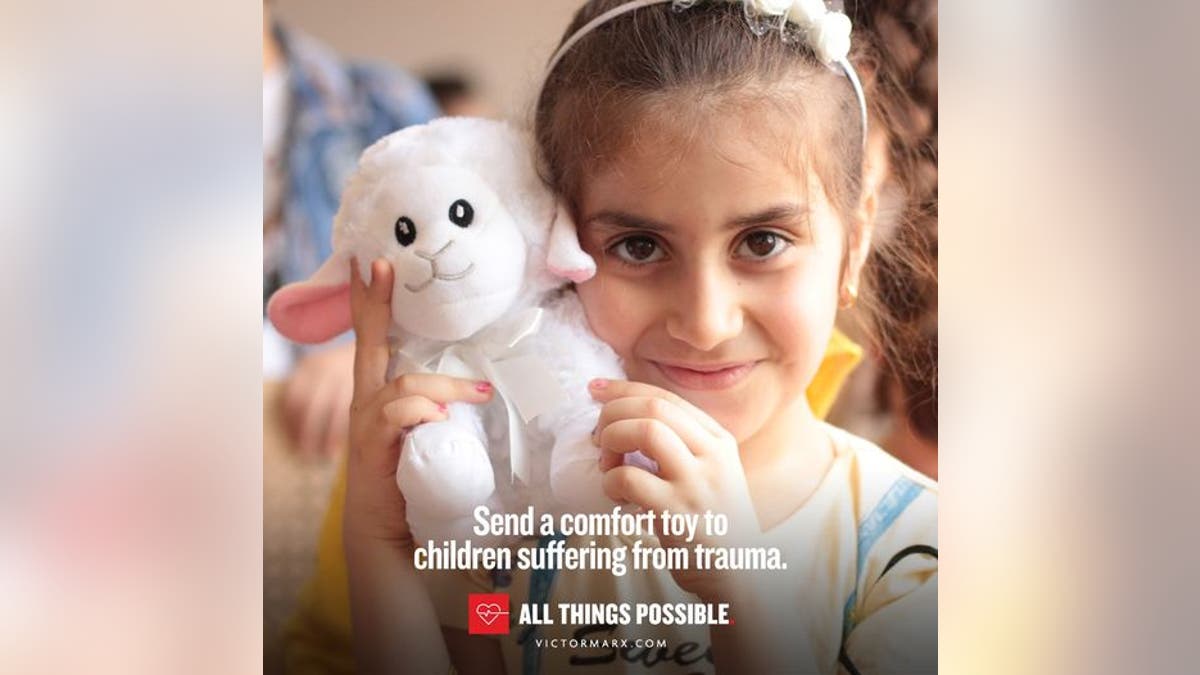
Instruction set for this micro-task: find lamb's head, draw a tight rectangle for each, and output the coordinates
[339,131,529,341]
[268,117,595,345]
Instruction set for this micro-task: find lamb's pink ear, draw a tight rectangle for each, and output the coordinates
[267,256,353,344]
[545,201,595,283]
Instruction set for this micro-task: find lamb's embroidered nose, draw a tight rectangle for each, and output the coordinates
[403,242,475,293]
[415,240,453,261]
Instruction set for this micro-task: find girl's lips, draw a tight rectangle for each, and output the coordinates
[650,360,758,391]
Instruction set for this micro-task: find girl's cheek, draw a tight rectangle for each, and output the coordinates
[576,273,642,359]
[763,263,839,368]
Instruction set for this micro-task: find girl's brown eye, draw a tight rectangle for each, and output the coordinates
[610,235,665,265]
[746,232,777,256]
[736,230,790,260]
[624,237,657,260]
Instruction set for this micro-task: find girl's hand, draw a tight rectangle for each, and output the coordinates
[344,258,494,551]
[591,379,759,600]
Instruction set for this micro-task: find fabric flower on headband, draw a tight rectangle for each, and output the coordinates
[671,0,853,64]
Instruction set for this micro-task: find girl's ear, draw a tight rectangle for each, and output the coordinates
[267,255,353,344]
[545,201,595,283]
[844,130,888,301]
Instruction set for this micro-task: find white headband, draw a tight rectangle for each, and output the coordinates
[544,0,868,148]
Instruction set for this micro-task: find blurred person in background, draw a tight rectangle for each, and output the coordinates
[423,71,496,118]
[263,1,440,458]
[831,0,938,479]
[262,3,442,669]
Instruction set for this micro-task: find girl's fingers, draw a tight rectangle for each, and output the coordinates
[380,395,448,437]
[598,448,623,473]
[596,396,718,459]
[360,396,449,466]
[589,379,729,440]
[350,258,395,399]
[370,372,494,410]
[602,465,673,512]
[597,418,694,479]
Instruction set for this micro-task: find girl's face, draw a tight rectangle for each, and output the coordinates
[575,110,858,443]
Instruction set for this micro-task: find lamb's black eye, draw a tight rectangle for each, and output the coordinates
[394,216,416,247]
[448,199,474,228]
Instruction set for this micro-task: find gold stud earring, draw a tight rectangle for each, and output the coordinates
[839,282,858,309]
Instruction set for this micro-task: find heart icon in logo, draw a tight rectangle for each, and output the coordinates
[475,602,505,626]
[468,593,510,634]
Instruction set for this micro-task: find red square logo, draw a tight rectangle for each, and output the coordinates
[468,593,510,635]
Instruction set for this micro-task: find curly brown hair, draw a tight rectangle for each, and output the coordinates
[851,0,938,441]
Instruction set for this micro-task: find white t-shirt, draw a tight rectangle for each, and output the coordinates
[426,424,937,674]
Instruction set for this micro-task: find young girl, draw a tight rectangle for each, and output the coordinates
[339,1,936,672]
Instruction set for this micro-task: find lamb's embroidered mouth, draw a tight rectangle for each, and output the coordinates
[404,262,476,292]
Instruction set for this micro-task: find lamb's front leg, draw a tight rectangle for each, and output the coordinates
[550,411,661,514]
[549,413,613,514]
[397,404,495,544]
[534,295,659,513]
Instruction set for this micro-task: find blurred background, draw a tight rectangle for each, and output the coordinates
[274,0,580,121]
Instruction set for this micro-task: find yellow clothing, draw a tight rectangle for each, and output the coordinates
[283,329,868,673]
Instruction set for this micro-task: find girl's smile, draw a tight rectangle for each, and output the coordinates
[649,359,761,391]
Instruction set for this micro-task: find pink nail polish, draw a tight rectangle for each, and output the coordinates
[476,381,493,393]
[437,403,448,413]
[590,378,608,390]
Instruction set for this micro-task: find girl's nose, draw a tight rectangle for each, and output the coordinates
[664,265,743,352]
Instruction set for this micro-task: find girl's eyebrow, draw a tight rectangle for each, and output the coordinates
[584,210,674,233]
[727,203,806,229]
[584,203,806,232]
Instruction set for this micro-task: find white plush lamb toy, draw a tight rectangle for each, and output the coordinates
[268,117,647,545]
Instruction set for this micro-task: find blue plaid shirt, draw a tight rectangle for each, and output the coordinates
[269,24,440,298]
